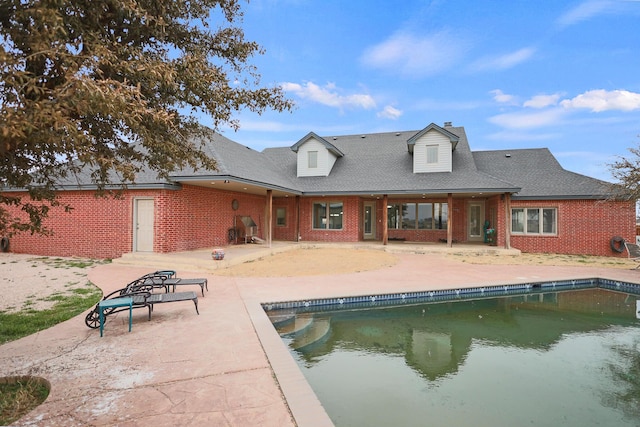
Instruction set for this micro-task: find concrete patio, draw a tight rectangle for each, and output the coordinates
[2,243,640,426]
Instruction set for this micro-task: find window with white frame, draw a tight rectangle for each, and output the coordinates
[511,208,557,235]
[388,203,448,230]
[426,145,438,164]
[313,202,343,229]
[308,151,318,168]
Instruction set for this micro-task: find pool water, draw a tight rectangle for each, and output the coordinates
[270,288,640,427]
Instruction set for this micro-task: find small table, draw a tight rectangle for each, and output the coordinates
[98,297,133,337]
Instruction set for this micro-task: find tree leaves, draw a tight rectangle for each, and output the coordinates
[0,0,293,236]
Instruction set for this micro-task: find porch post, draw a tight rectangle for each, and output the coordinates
[266,190,273,247]
[447,193,453,248]
[382,194,388,245]
[503,192,511,249]
[295,195,300,242]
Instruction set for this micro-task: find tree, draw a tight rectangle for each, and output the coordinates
[609,138,640,204]
[0,0,293,236]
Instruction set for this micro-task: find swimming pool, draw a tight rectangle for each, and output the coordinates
[265,280,640,427]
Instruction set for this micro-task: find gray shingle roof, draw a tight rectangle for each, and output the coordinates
[36,124,612,200]
[472,148,611,199]
[262,126,518,194]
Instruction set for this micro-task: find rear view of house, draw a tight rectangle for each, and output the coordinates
[2,122,634,258]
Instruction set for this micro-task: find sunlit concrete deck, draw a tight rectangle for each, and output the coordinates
[2,242,640,426]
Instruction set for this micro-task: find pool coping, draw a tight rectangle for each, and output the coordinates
[249,277,640,427]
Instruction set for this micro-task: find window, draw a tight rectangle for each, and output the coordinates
[276,207,286,227]
[511,208,557,235]
[313,202,343,229]
[426,145,438,164]
[308,151,318,168]
[388,203,448,230]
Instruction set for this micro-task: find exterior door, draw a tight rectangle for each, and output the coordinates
[468,202,484,242]
[134,198,154,252]
[363,202,376,240]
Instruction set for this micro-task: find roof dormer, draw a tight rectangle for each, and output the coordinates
[291,132,344,177]
[407,123,459,173]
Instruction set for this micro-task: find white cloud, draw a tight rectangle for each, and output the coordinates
[361,30,469,77]
[524,94,562,109]
[471,47,536,71]
[377,105,403,120]
[488,108,568,129]
[557,1,613,27]
[490,89,518,105]
[560,89,640,112]
[281,82,376,110]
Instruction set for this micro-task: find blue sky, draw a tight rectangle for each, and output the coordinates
[207,0,640,181]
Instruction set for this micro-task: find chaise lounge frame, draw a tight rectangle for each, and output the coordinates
[624,240,640,269]
[84,276,199,329]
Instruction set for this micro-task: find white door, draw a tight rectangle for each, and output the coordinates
[468,202,484,241]
[363,202,376,240]
[134,199,154,252]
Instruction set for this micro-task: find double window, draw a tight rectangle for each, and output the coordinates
[312,202,343,229]
[388,203,448,230]
[511,208,557,235]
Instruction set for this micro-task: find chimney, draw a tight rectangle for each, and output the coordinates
[444,121,452,127]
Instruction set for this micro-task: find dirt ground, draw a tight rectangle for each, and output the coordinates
[1,249,636,313]
[213,247,637,277]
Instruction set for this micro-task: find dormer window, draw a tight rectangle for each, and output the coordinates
[308,151,318,168]
[426,145,438,164]
[291,132,344,177]
[407,123,459,173]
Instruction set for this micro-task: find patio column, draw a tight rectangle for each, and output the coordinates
[295,195,300,242]
[447,193,453,248]
[382,194,388,245]
[266,190,272,247]
[503,192,511,249]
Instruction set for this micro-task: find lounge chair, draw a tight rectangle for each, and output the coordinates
[139,270,208,297]
[624,240,640,269]
[84,277,199,329]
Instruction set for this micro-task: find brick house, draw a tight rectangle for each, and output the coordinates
[2,122,634,259]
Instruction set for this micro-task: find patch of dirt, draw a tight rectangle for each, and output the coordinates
[0,254,100,313]
[214,247,399,277]
[447,252,636,268]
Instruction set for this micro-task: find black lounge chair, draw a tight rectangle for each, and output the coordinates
[139,270,208,297]
[84,277,199,329]
[624,241,640,269]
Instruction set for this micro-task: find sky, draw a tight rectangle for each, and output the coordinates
[204,0,640,182]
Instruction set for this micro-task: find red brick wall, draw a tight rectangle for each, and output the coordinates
[2,189,139,258]
[272,197,299,241]
[3,188,634,259]
[2,186,269,258]
[508,199,635,257]
[157,185,267,251]
[298,196,361,242]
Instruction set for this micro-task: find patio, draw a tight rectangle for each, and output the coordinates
[2,244,639,426]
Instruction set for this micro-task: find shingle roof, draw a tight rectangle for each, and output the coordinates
[262,126,518,194]
[472,148,611,199]
[36,124,611,200]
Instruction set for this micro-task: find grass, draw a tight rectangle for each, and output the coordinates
[0,285,102,344]
[0,256,106,423]
[0,377,50,425]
